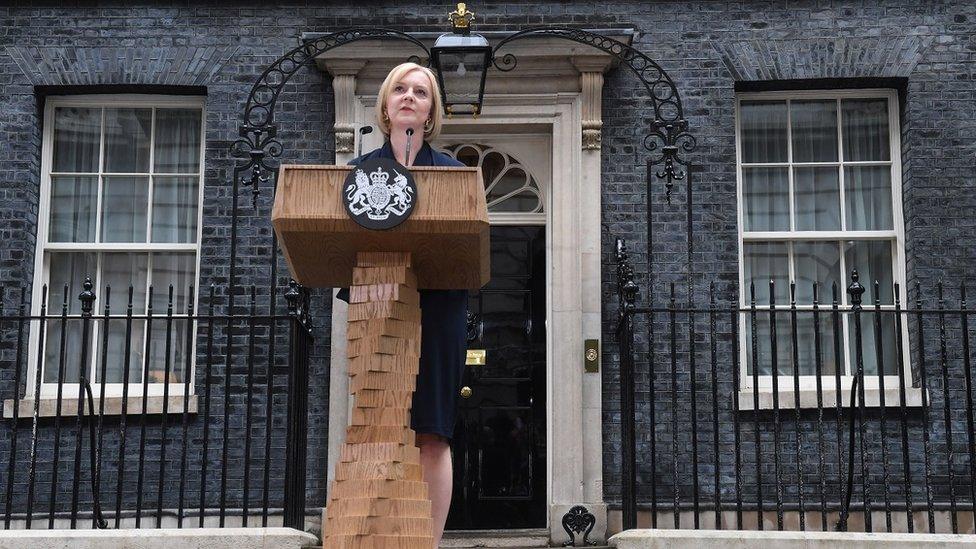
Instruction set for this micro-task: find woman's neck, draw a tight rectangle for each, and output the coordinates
[389,128,425,166]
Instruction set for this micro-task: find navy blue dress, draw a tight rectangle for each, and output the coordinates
[338,140,469,441]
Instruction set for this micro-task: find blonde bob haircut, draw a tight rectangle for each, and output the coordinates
[375,62,444,141]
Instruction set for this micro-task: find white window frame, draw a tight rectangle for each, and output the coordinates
[734,88,914,406]
[28,94,206,400]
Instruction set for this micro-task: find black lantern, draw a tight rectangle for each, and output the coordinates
[430,3,492,117]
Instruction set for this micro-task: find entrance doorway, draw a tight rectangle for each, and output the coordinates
[448,225,547,529]
[437,140,549,530]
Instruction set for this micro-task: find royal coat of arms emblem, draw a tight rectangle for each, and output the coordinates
[342,157,417,230]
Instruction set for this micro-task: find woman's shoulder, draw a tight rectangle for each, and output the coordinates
[430,147,465,167]
[348,147,383,166]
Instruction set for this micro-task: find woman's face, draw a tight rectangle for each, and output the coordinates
[385,69,433,135]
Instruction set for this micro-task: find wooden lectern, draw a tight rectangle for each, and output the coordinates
[271,164,489,549]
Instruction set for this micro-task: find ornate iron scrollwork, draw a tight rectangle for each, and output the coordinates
[561,505,598,546]
[232,28,430,211]
[229,28,430,312]
[644,118,696,203]
[491,27,695,203]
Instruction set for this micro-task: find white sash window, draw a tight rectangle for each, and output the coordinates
[31,95,205,398]
[736,90,907,397]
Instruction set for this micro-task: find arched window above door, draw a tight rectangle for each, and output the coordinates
[442,143,545,217]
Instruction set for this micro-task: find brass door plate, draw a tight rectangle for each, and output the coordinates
[584,339,599,373]
[466,349,486,366]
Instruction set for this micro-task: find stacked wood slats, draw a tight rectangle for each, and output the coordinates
[322,252,434,549]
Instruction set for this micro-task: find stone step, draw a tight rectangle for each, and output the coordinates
[439,528,549,547]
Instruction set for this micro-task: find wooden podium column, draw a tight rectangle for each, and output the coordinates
[323,251,435,549]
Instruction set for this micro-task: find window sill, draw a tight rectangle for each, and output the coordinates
[738,387,923,411]
[2,395,198,419]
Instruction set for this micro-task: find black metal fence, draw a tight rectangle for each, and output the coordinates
[0,278,312,530]
[614,239,976,534]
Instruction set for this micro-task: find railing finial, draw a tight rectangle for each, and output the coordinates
[615,238,638,315]
[78,277,96,315]
[847,269,865,311]
[285,278,301,315]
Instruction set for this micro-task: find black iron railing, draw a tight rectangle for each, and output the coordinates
[614,238,976,534]
[0,278,312,530]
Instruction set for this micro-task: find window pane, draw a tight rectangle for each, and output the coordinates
[43,320,86,384]
[154,109,202,173]
[438,51,488,109]
[743,167,789,231]
[793,241,841,304]
[486,167,541,213]
[743,242,789,305]
[795,312,840,376]
[49,176,97,242]
[844,166,893,230]
[844,240,894,304]
[95,318,146,384]
[744,312,793,375]
[842,99,890,161]
[43,252,97,383]
[152,176,198,243]
[147,253,195,385]
[47,252,97,314]
[53,107,100,173]
[791,100,838,162]
[847,311,898,376]
[151,253,196,314]
[101,176,149,242]
[741,101,788,163]
[104,108,151,173]
[790,314,840,376]
[148,318,188,384]
[101,252,149,314]
[794,167,840,230]
[95,252,149,384]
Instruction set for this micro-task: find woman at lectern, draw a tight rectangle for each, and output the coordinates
[337,61,466,545]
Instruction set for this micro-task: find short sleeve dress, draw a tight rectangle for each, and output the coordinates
[337,140,469,441]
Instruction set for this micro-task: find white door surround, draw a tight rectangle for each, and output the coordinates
[314,31,629,544]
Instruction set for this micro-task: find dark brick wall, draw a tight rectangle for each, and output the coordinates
[0,0,973,524]
[596,0,976,516]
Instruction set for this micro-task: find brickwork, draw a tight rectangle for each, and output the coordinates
[0,0,973,524]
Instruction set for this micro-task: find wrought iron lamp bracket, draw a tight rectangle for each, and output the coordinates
[231,28,431,211]
[489,27,696,202]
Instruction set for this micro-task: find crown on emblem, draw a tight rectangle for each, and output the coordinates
[369,167,390,185]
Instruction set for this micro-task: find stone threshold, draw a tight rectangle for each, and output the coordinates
[440,528,550,547]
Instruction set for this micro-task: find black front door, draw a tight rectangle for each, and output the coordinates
[446,225,547,529]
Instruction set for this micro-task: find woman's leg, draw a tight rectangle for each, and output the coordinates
[416,433,452,546]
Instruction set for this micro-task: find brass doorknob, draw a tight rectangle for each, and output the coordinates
[460,386,473,399]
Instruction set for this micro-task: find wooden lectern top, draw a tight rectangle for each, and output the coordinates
[271,164,490,290]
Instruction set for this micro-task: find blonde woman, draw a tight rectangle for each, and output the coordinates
[338,62,466,545]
